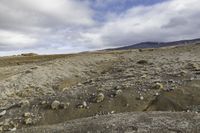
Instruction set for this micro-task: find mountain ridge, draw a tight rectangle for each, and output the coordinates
[109,38,200,50]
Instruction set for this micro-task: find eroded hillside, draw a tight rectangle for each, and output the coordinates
[0,44,200,132]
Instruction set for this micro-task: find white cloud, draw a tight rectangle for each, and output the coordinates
[79,0,200,48]
[0,30,37,50]
[0,0,94,28]
[0,0,94,53]
[0,0,200,54]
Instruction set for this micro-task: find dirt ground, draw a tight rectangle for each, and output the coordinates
[0,44,200,132]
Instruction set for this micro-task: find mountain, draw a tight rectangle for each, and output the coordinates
[111,38,200,50]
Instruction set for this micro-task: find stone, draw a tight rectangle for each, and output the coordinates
[114,86,121,90]
[60,102,70,109]
[141,74,147,78]
[24,118,33,125]
[137,60,148,65]
[155,92,159,96]
[41,101,47,105]
[25,70,32,74]
[20,100,30,107]
[0,110,6,117]
[9,127,17,132]
[77,104,84,109]
[51,100,60,110]
[82,101,87,108]
[152,83,164,90]
[77,101,87,109]
[139,96,144,100]
[180,70,188,76]
[96,93,105,103]
[23,112,33,117]
[111,111,115,114]
[115,89,123,95]
[77,83,82,86]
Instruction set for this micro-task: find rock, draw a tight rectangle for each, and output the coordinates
[152,83,164,90]
[137,60,148,65]
[180,70,187,76]
[20,100,30,107]
[77,101,87,109]
[51,100,61,110]
[41,101,47,105]
[111,111,115,114]
[96,93,105,103]
[9,127,17,132]
[77,104,84,109]
[60,102,70,109]
[23,112,33,117]
[0,110,6,117]
[139,96,144,100]
[115,89,123,95]
[114,86,121,90]
[25,70,32,74]
[77,83,82,86]
[141,74,147,78]
[82,101,87,108]
[24,118,33,125]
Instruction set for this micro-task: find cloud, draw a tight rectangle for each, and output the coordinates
[0,0,94,52]
[0,0,200,55]
[78,0,200,49]
[0,30,37,50]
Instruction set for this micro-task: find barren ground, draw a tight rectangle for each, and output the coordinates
[0,44,200,132]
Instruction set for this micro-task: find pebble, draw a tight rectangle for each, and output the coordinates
[137,60,148,64]
[115,89,123,95]
[60,102,70,109]
[20,100,30,107]
[140,96,144,100]
[23,112,33,117]
[111,111,115,114]
[96,93,105,103]
[51,100,61,110]
[0,110,6,117]
[152,83,164,90]
[24,118,33,125]
[9,127,17,132]
[141,74,147,78]
[82,101,87,108]
[41,101,47,105]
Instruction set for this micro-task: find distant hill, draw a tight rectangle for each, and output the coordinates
[110,38,200,50]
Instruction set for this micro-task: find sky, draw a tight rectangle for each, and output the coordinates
[0,0,200,56]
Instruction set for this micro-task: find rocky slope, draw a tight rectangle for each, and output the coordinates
[0,44,200,132]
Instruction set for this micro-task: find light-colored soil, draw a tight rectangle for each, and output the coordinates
[0,44,200,132]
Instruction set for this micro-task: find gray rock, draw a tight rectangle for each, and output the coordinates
[24,118,33,125]
[96,93,105,103]
[51,100,61,110]
[0,110,6,117]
